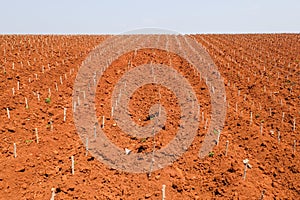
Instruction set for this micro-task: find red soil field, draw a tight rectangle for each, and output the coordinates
[0,34,299,199]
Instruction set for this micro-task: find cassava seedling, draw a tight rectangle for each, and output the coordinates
[208,151,215,157]
[45,97,51,104]
[25,139,33,144]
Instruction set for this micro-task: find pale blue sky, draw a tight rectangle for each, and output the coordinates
[0,0,299,34]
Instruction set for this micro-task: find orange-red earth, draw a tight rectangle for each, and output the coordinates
[0,34,299,199]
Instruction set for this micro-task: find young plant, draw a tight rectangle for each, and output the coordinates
[25,139,33,144]
[45,97,51,104]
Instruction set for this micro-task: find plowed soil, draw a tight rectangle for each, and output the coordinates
[0,34,299,199]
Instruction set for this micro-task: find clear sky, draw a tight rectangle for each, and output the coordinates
[0,0,299,34]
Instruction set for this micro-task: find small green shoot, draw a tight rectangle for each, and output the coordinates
[45,97,51,104]
[213,129,219,135]
[208,151,215,157]
[25,139,33,144]
[149,114,155,120]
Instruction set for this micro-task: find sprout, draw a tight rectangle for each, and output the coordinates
[208,151,215,157]
[45,97,51,104]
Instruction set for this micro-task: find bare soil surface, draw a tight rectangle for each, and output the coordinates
[0,34,299,199]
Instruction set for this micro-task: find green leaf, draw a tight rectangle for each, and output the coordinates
[213,129,219,135]
[208,151,214,157]
[45,97,51,104]
[25,139,33,144]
